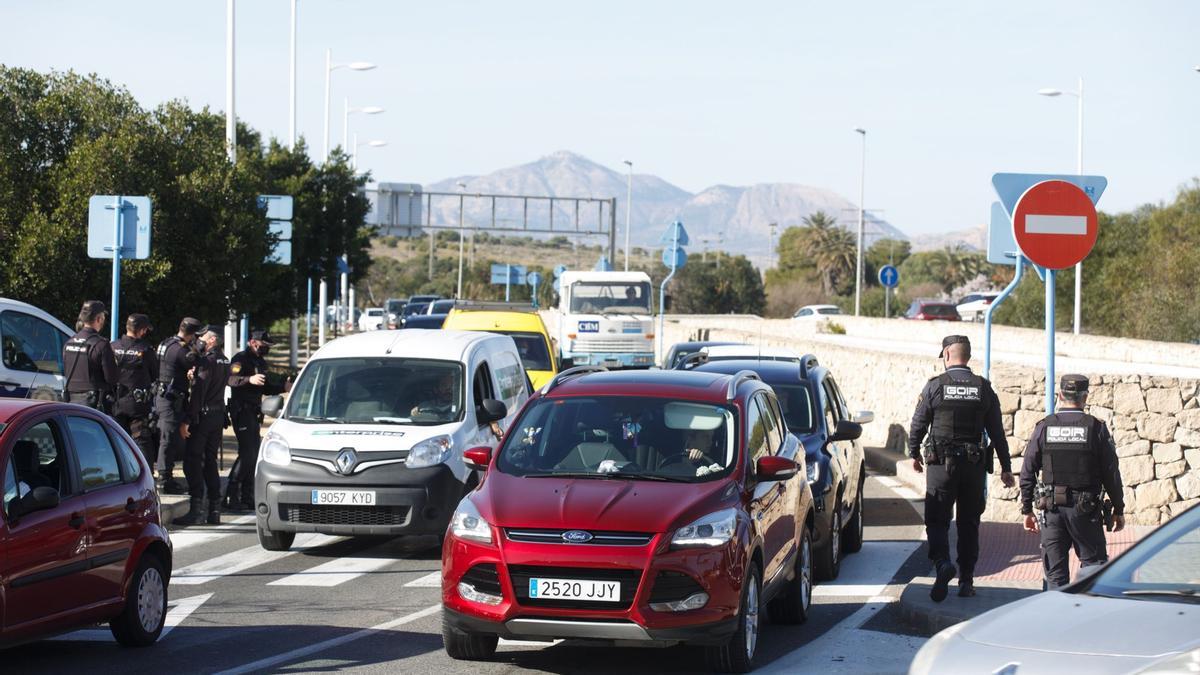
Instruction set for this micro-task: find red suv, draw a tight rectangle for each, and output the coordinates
[441,368,816,673]
[0,400,171,648]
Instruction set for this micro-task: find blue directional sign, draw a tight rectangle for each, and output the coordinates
[553,265,567,279]
[257,195,294,220]
[269,220,293,240]
[87,196,152,260]
[490,264,527,285]
[336,256,350,274]
[525,271,542,286]
[662,248,687,269]
[878,264,899,288]
[992,173,1107,217]
[659,220,690,246]
[986,201,1020,266]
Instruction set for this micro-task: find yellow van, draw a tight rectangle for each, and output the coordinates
[442,307,559,389]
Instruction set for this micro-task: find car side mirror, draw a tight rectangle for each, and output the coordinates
[756,456,799,482]
[463,446,493,471]
[262,395,285,418]
[851,410,874,425]
[830,420,863,443]
[11,486,60,519]
[477,398,507,425]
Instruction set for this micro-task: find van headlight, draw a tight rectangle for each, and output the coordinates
[406,435,453,468]
[807,458,820,484]
[671,508,737,548]
[450,497,492,544]
[261,435,291,466]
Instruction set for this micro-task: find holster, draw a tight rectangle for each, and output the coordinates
[1035,482,1055,511]
[1053,485,1070,507]
[1101,499,1114,531]
[1076,490,1099,516]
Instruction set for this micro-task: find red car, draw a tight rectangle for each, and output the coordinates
[0,400,171,648]
[441,368,816,673]
[904,300,961,321]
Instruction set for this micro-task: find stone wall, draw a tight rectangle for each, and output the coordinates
[656,316,1200,526]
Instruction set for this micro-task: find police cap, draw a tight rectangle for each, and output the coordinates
[179,317,204,335]
[249,329,275,345]
[940,335,970,356]
[1060,373,1089,394]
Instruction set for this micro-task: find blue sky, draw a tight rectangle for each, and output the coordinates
[3,1,1198,235]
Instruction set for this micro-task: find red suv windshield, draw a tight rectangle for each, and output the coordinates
[497,396,737,483]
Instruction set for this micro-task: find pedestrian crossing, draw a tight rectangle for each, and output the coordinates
[172,533,343,585]
[268,554,400,587]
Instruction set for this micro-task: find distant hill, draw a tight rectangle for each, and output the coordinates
[422,151,907,262]
[910,224,987,252]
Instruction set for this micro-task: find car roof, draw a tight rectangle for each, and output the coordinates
[669,340,742,352]
[560,271,651,284]
[799,304,840,310]
[547,369,756,404]
[443,310,547,334]
[0,399,55,423]
[703,345,801,361]
[0,298,73,335]
[310,329,506,363]
[692,358,813,384]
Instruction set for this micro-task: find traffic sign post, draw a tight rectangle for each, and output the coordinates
[88,196,152,340]
[526,271,542,308]
[490,263,527,302]
[658,220,689,362]
[878,264,899,318]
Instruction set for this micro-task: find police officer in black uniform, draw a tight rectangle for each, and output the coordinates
[175,327,232,526]
[154,317,204,494]
[224,330,287,511]
[62,300,119,411]
[909,335,1015,602]
[111,313,159,463]
[1020,374,1125,589]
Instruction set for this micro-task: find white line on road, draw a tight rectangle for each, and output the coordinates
[169,516,256,552]
[404,571,442,588]
[50,593,214,642]
[171,534,341,585]
[214,604,441,675]
[813,584,889,598]
[268,554,399,587]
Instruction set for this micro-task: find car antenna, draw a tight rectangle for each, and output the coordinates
[384,331,404,355]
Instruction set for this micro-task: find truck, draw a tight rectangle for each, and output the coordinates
[555,270,655,369]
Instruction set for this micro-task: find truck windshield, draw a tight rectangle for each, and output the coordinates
[569,282,652,314]
[286,357,464,425]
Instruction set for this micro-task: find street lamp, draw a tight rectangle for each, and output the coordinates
[853,128,867,317]
[768,222,778,271]
[1037,77,1084,334]
[623,160,633,271]
[456,181,467,300]
[343,99,384,153]
[351,135,386,171]
[322,50,375,158]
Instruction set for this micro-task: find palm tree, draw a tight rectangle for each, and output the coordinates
[928,245,983,293]
[797,212,855,295]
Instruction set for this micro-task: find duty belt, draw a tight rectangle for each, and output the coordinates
[923,439,983,464]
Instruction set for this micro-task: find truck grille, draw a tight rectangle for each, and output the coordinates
[573,337,647,353]
[280,503,411,527]
[508,565,642,610]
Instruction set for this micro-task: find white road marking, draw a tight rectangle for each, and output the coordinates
[268,555,398,587]
[894,487,923,501]
[171,533,341,585]
[403,571,442,588]
[168,516,256,552]
[50,593,213,642]
[1024,213,1087,235]
[813,584,889,598]
[214,604,442,675]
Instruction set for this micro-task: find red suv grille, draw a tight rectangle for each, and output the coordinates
[508,565,642,610]
[504,529,654,546]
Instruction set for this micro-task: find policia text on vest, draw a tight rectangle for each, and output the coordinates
[908,335,1014,603]
[1020,373,1126,590]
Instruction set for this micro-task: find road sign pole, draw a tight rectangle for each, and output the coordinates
[884,286,890,318]
[505,264,511,302]
[110,196,124,341]
[305,277,312,358]
[1045,268,1056,415]
[659,226,679,363]
[983,255,1025,381]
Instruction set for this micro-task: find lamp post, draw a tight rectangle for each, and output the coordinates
[456,181,467,299]
[768,222,778,272]
[342,99,384,154]
[1037,77,1084,334]
[352,136,387,171]
[322,50,376,158]
[623,160,633,271]
[853,128,866,316]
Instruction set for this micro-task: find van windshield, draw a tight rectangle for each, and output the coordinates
[569,282,651,314]
[497,396,737,483]
[286,358,464,425]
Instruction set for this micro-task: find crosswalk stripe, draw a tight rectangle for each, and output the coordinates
[171,534,341,585]
[50,593,214,642]
[403,571,442,588]
[267,555,397,587]
[169,516,256,552]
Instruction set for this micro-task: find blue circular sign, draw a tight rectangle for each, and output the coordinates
[553,264,567,279]
[526,271,542,286]
[662,248,687,269]
[878,264,899,288]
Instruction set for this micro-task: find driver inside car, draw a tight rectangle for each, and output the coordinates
[410,372,456,420]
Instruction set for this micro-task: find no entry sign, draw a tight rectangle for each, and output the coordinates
[1012,180,1098,270]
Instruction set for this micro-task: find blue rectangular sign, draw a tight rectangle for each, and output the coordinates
[987,201,1019,265]
[577,321,600,333]
[490,264,527,285]
[257,195,294,220]
[87,196,152,260]
[266,240,292,265]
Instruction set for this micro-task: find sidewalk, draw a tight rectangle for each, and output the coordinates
[865,446,1152,635]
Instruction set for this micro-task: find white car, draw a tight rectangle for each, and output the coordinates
[358,307,385,331]
[0,298,73,400]
[911,502,1200,674]
[701,344,802,363]
[792,304,844,320]
[955,292,1000,322]
[253,330,530,550]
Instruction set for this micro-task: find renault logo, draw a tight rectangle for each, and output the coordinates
[562,530,593,544]
[335,448,358,475]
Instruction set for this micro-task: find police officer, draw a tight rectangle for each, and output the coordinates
[154,317,205,494]
[909,335,1015,602]
[111,314,159,463]
[62,300,119,411]
[1020,374,1125,589]
[224,330,287,511]
[175,328,232,526]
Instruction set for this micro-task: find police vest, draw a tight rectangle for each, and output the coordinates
[930,371,986,443]
[113,337,153,388]
[63,331,103,392]
[1041,413,1099,489]
[156,336,186,388]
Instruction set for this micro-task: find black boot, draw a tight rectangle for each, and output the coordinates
[206,500,222,525]
[161,474,187,495]
[223,477,241,510]
[239,480,256,512]
[930,560,957,603]
[174,498,206,526]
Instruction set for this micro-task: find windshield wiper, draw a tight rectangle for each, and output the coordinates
[372,416,413,424]
[616,473,691,482]
[524,471,690,482]
[1122,588,1200,601]
[289,415,344,423]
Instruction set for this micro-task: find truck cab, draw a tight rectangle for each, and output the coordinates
[556,271,655,369]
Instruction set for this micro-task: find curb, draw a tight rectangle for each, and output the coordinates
[865,445,925,494]
[899,576,1039,635]
[160,495,190,528]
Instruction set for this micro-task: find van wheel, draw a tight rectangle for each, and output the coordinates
[768,527,813,625]
[815,506,842,580]
[843,475,865,554]
[258,522,295,551]
[442,617,498,660]
[705,564,760,673]
[110,554,168,647]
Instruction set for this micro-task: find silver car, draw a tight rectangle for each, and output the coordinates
[911,502,1200,674]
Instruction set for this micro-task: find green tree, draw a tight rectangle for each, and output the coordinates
[666,254,765,315]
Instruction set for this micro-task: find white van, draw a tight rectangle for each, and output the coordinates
[0,298,73,400]
[253,329,529,550]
